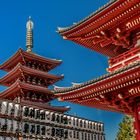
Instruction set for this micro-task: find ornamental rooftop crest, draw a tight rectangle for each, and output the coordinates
[26,16,34,53]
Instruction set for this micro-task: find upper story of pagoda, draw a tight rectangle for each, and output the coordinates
[0,48,62,72]
[57,0,140,72]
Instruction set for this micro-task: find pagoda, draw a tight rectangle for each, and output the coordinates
[0,17,64,104]
[0,18,105,140]
[56,0,140,139]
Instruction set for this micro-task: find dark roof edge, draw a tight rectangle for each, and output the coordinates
[57,0,117,33]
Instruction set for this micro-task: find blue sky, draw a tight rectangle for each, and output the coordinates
[0,0,123,139]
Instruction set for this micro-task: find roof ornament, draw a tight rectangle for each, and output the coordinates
[26,16,34,53]
[53,85,66,90]
[71,82,82,87]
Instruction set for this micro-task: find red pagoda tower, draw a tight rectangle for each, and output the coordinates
[0,17,105,140]
[0,17,64,104]
[0,17,69,139]
[55,0,140,139]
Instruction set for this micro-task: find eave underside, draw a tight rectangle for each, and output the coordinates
[0,48,62,72]
[0,63,63,86]
[21,100,70,113]
[58,0,140,57]
[55,62,140,114]
[0,80,53,99]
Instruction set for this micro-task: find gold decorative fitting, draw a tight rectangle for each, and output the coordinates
[26,16,34,53]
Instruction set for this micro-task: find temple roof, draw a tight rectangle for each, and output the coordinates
[0,63,64,86]
[0,48,62,72]
[55,60,140,94]
[55,61,140,114]
[57,0,140,57]
[57,0,118,33]
[0,79,53,99]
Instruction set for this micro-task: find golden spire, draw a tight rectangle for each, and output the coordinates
[26,16,34,53]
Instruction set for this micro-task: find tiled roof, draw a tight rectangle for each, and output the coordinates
[54,61,140,93]
[58,0,117,33]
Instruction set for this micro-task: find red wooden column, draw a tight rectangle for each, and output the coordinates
[134,101,140,140]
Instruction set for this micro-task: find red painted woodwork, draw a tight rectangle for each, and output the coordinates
[134,102,140,140]
[58,0,140,57]
[108,46,140,72]
[55,62,140,114]
[0,48,62,72]
[56,0,140,139]
[0,63,63,87]
[0,49,69,112]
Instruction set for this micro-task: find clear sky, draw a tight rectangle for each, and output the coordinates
[0,0,124,139]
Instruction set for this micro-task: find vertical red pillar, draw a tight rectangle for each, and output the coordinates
[134,102,140,140]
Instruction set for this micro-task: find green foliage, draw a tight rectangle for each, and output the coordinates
[116,115,135,140]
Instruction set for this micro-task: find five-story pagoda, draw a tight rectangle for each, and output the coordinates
[0,18,105,140]
[0,17,68,140]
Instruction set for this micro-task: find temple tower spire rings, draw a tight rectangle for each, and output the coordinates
[26,16,34,53]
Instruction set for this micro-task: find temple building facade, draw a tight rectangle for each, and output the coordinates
[56,0,140,139]
[0,18,105,140]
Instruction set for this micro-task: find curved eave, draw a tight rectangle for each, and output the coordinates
[22,50,62,68]
[55,61,140,95]
[0,80,53,99]
[57,0,120,34]
[0,48,62,72]
[0,48,24,71]
[21,100,70,113]
[58,0,139,37]
[0,63,64,86]
[71,100,127,114]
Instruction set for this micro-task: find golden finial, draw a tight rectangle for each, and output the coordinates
[26,16,34,53]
